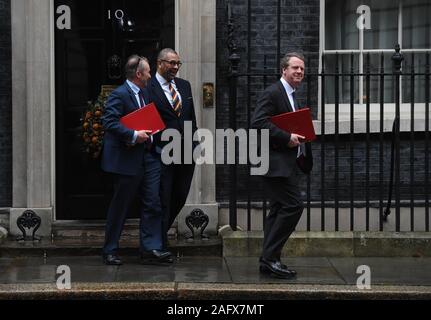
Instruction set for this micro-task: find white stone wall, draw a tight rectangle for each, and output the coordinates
[175,0,219,234]
[219,207,429,232]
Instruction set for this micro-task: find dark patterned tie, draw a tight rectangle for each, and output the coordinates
[138,89,146,108]
[168,81,182,117]
[292,90,305,156]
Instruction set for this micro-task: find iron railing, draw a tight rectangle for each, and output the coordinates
[225,2,430,232]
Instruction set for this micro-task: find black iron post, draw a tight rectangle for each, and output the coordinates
[320,54,326,231]
[365,53,371,230]
[379,52,385,231]
[385,45,403,230]
[334,53,340,231]
[425,53,430,231]
[227,2,240,231]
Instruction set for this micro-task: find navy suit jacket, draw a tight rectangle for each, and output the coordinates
[147,76,198,149]
[252,80,312,177]
[101,81,149,176]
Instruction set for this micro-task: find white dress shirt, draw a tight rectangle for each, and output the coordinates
[156,72,182,107]
[280,77,303,157]
[125,80,151,144]
[280,77,296,111]
[126,80,145,107]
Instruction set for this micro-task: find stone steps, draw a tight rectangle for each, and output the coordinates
[221,230,431,257]
[0,237,222,258]
[1,219,221,257]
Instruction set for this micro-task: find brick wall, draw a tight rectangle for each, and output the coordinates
[0,0,12,207]
[216,133,429,204]
[215,0,429,205]
[216,0,320,202]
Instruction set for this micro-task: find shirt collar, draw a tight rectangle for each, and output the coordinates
[126,79,140,95]
[280,77,295,96]
[156,72,172,87]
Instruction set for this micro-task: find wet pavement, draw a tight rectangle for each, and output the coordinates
[0,255,431,299]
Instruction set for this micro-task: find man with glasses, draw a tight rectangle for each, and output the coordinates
[101,55,172,265]
[147,48,198,252]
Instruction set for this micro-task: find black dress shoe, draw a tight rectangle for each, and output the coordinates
[140,249,173,264]
[102,254,123,266]
[159,249,174,263]
[259,263,292,276]
[259,257,293,273]
[259,258,296,279]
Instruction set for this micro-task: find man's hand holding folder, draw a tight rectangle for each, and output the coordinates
[270,107,316,143]
[120,102,166,135]
[135,130,152,144]
[287,133,306,148]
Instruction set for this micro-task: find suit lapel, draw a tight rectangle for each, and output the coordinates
[124,82,140,110]
[276,80,294,113]
[175,79,187,118]
[142,87,150,106]
[296,99,302,110]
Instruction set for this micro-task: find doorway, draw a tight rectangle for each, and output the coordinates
[55,0,174,219]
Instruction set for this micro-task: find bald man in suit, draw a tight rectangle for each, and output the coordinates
[101,55,172,265]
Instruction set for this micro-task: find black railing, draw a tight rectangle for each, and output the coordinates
[226,3,431,233]
[227,4,240,231]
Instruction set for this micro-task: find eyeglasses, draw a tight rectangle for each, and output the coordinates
[161,59,183,67]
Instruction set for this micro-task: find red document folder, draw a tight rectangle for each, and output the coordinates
[270,108,316,142]
[120,102,166,134]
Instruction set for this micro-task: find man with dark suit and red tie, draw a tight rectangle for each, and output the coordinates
[147,48,198,250]
[101,55,172,265]
[252,52,313,279]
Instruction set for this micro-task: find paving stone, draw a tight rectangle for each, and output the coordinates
[115,256,231,283]
[225,257,345,284]
[0,255,431,300]
[329,257,431,286]
[0,265,56,284]
[114,264,176,283]
[172,257,231,283]
[68,265,118,283]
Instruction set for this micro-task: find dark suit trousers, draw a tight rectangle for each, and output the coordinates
[103,151,163,255]
[261,172,304,261]
[160,162,195,247]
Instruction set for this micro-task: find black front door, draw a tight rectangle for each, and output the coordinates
[55,0,174,220]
